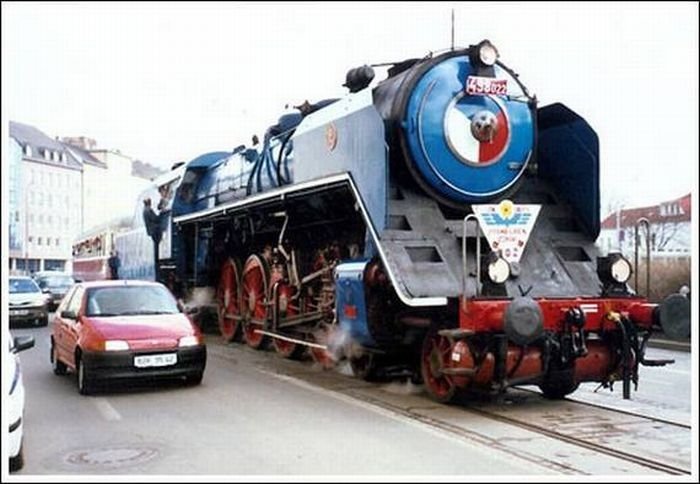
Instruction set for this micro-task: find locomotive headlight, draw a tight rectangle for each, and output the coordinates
[487,256,510,284]
[610,256,632,283]
[478,40,499,66]
[597,252,632,290]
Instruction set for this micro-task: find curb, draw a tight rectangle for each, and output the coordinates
[647,338,691,352]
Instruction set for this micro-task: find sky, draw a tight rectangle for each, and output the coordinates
[2,1,698,214]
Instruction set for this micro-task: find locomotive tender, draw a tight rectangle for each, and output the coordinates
[120,40,689,403]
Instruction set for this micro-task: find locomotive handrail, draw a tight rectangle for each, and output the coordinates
[634,217,651,298]
[462,213,482,301]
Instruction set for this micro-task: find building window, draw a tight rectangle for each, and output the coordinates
[37,237,42,246]
[43,149,50,160]
[61,152,67,163]
[56,238,60,247]
[28,236,33,244]
[24,144,32,157]
[44,259,65,271]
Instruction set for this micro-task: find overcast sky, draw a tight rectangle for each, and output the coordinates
[2,1,698,213]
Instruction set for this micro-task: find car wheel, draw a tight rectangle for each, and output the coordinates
[77,357,94,395]
[9,442,24,472]
[51,343,68,376]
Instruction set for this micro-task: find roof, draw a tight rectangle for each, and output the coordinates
[9,121,82,170]
[601,194,691,229]
[64,143,107,168]
[77,279,166,289]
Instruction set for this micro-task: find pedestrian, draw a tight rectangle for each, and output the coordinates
[108,250,121,280]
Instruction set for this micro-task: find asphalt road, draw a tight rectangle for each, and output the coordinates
[10,325,558,477]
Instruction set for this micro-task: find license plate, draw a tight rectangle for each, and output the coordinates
[134,353,177,368]
[10,309,29,316]
[466,76,507,96]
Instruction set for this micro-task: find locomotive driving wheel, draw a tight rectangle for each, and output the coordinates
[241,254,271,350]
[217,258,243,342]
[421,327,458,403]
[272,283,306,359]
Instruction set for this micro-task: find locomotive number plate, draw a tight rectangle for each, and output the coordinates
[466,76,507,96]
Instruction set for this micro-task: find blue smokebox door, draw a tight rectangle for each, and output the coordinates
[403,56,534,204]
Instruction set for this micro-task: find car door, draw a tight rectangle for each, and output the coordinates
[56,286,85,370]
[53,285,75,364]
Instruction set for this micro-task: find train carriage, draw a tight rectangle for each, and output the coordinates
[120,39,689,403]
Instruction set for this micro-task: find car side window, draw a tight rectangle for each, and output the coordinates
[57,286,75,313]
[65,287,85,317]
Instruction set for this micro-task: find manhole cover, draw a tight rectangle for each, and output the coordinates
[65,446,159,468]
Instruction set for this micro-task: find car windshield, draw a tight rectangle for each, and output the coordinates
[10,278,41,294]
[37,275,74,289]
[85,285,180,317]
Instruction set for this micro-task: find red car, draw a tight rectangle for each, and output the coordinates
[50,280,206,395]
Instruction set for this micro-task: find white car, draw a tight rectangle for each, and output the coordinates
[5,331,35,472]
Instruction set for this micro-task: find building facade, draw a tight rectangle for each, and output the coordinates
[9,121,83,273]
[598,194,692,257]
[8,122,162,275]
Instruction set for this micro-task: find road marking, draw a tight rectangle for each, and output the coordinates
[94,398,122,421]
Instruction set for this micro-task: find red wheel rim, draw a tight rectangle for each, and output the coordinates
[309,324,336,370]
[217,258,242,342]
[242,255,269,349]
[421,330,457,403]
[272,283,304,359]
[273,338,300,358]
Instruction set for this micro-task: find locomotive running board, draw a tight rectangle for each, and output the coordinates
[173,172,447,308]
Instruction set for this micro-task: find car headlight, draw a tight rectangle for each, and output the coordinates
[488,256,511,284]
[610,256,632,283]
[478,40,499,66]
[178,335,201,348]
[104,340,129,351]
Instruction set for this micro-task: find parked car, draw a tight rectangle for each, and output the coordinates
[33,271,75,311]
[5,331,35,472]
[9,277,49,327]
[51,280,206,395]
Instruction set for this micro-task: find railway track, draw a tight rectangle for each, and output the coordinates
[463,401,690,475]
[209,338,692,476]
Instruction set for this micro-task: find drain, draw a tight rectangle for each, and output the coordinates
[65,446,159,468]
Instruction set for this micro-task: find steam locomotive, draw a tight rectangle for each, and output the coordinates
[116,40,689,403]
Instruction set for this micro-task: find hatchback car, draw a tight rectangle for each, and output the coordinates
[9,276,50,327]
[33,271,75,311]
[50,280,206,395]
[5,331,35,472]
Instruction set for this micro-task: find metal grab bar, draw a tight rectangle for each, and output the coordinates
[634,217,650,297]
[462,214,482,301]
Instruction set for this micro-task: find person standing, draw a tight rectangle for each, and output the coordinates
[143,198,162,282]
[108,250,121,280]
